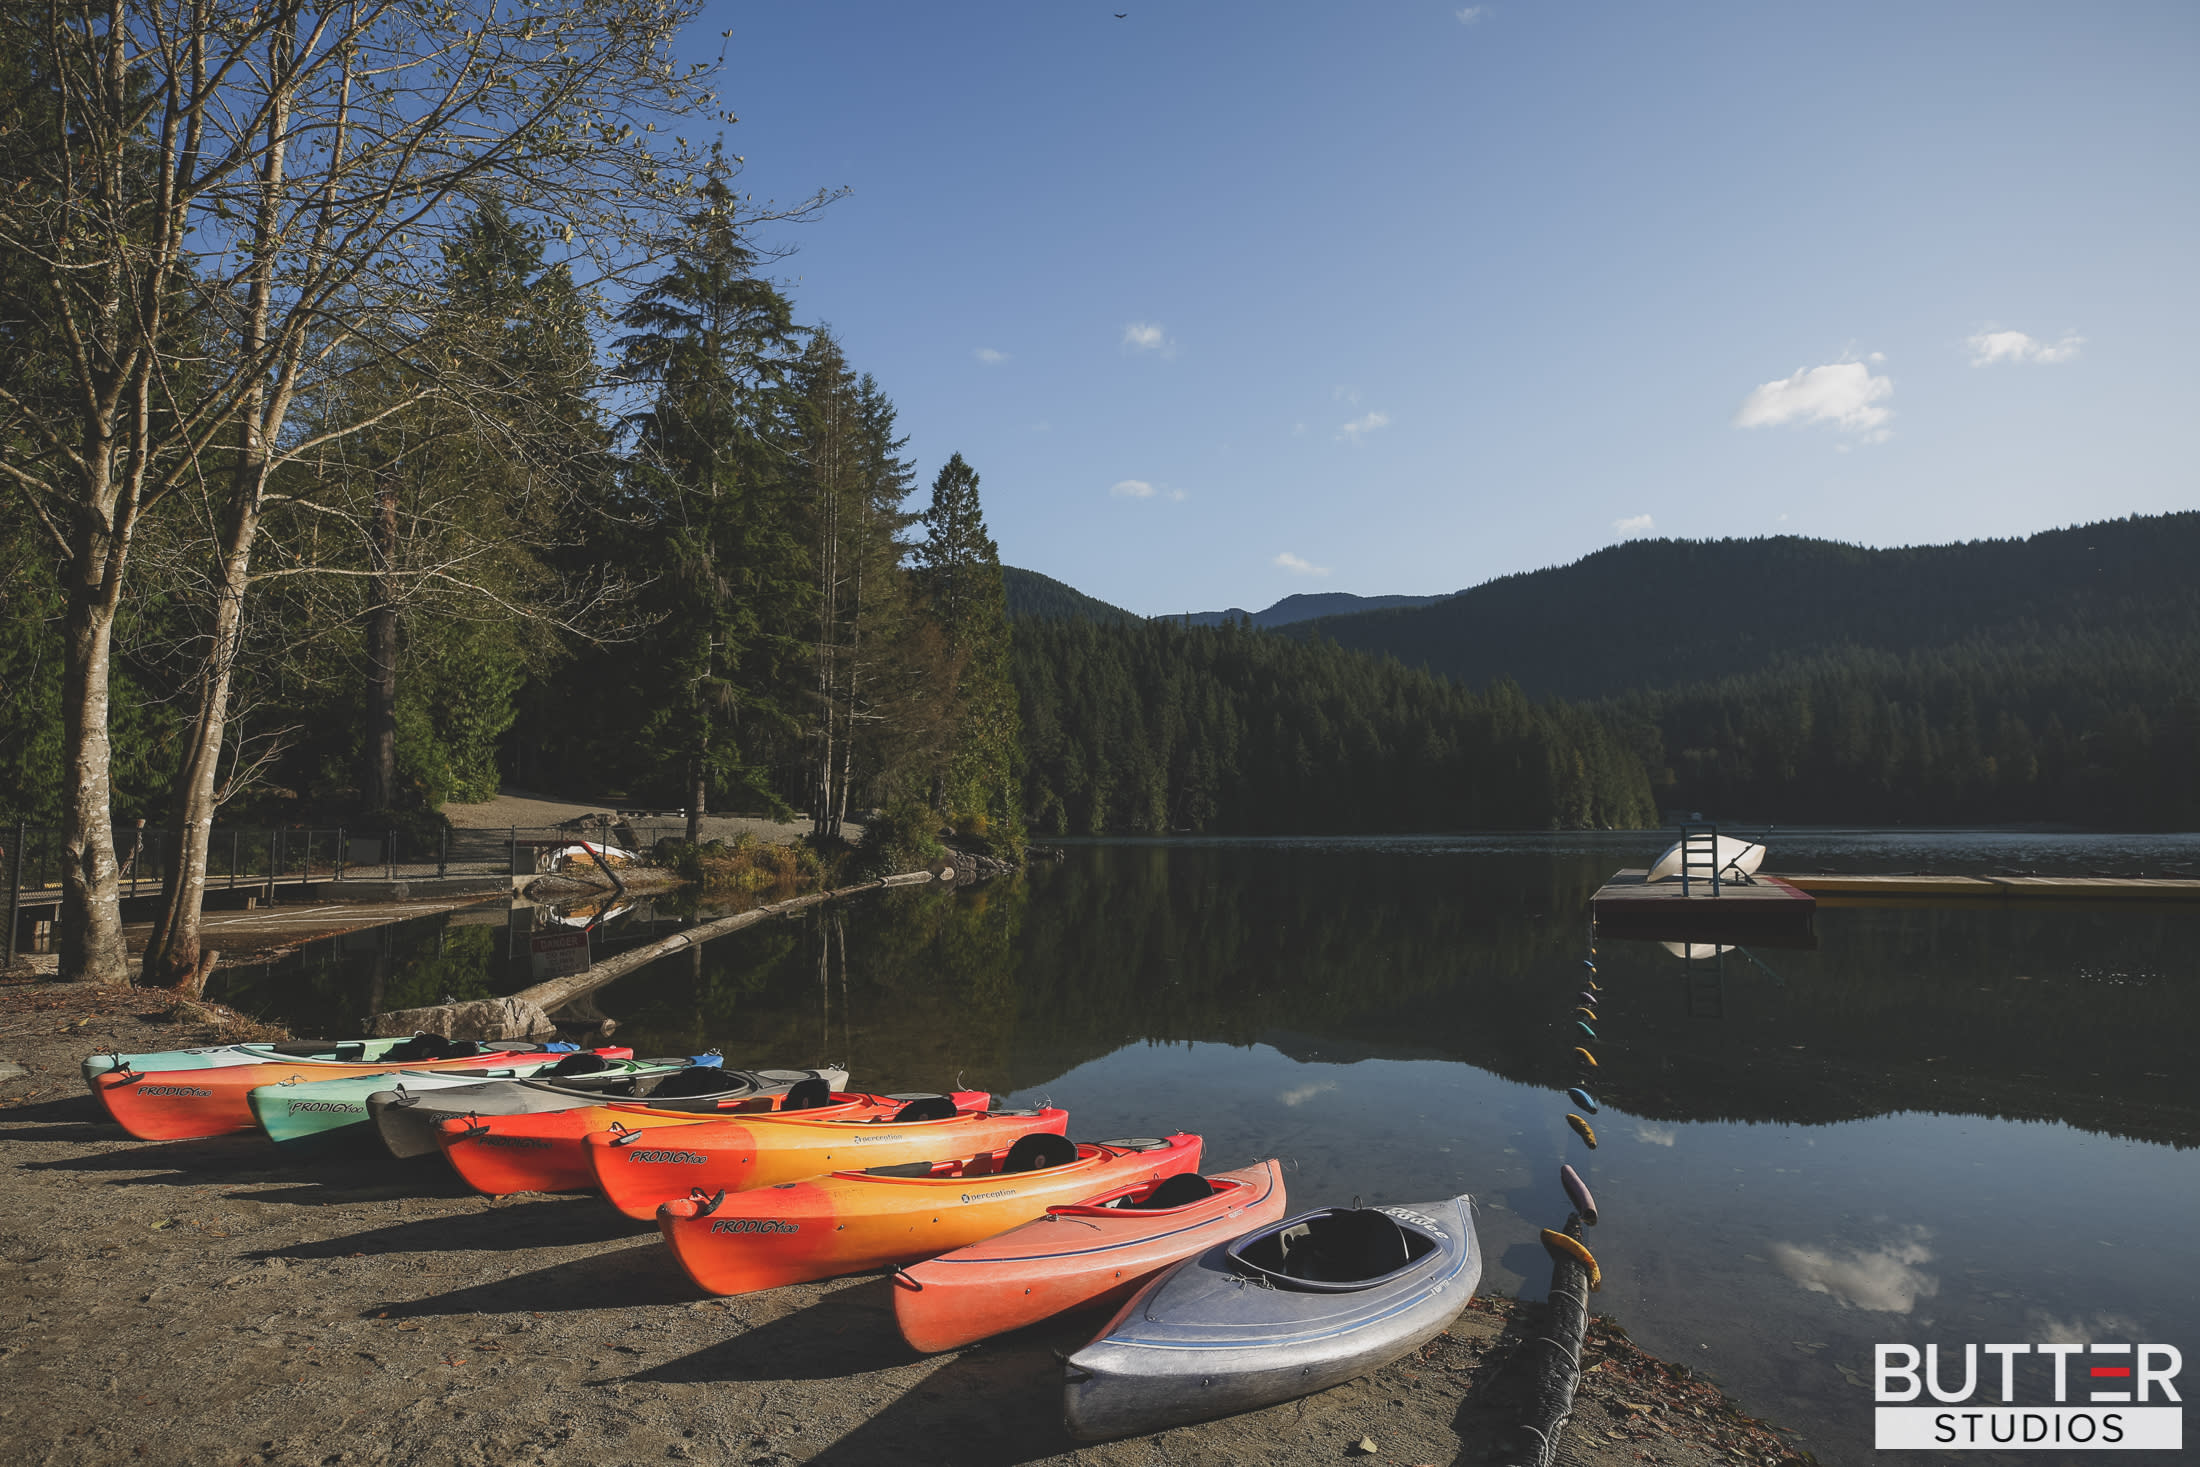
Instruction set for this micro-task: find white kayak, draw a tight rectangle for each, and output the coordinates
[1646,834,1763,883]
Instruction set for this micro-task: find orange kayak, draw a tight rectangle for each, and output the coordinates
[591,1102,1070,1220]
[92,1042,555,1141]
[893,1159,1288,1353]
[657,1134,1203,1296]
[437,1090,993,1197]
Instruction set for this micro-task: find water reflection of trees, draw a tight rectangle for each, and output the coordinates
[214,847,2200,1150]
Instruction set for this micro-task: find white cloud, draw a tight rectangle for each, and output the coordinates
[2027,1310,2145,1346]
[1338,410,1390,442]
[1109,479,1155,498]
[1122,321,1172,354]
[1612,513,1655,535]
[1968,329,2082,366]
[1769,1226,1938,1313]
[1029,420,1052,433]
[1734,360,1893,437]
[973,347,1008,364]
[1634,1122,1678,1147]
[1278,1080,1338,1107]
[1333,384,1362,405]
[1456,5,1486,21]
[1274,551,1330,577]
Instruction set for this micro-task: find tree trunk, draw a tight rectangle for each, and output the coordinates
[142,519,258,986]
[58,528,129,984]
[142,36,295,988]
[685,745,706,845]
[361,472,400,811]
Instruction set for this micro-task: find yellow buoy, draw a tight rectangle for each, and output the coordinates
[1572,1006,1597,1022]
[1540,1228,1602,1290]
[1572,1046,1597,1068]
[1565,1112,1599,1149]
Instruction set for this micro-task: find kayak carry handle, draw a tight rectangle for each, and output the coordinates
[688,1187,726,1217]
[891,1268,923,1292]
[1053,1350,1092,1384]
[608,1122,645,1147]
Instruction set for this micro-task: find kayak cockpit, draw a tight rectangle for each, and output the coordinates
[1226,1206,1439,1292]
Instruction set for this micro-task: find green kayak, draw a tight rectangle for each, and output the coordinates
[247,1048,639,1153]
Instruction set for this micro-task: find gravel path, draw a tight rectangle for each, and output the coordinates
[0,982,1809,1467]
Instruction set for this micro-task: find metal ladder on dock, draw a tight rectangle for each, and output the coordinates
[1678,822,1722,897]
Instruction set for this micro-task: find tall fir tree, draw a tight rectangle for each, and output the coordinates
[911,454,1024,850]
[612,158,810,837]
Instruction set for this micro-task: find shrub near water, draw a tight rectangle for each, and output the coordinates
[848,800,948,880]
[658,834,824,893]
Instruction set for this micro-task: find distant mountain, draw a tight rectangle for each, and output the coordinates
[1281,513,2200,700]
[1002,566,1138,623]
[1169,590,1454,629]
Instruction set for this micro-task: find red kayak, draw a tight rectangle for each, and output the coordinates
[589,1099,1068,1220]
[436,1089,992,1197]
[892,1158,1288,1352]
[657,1134,1203,1296]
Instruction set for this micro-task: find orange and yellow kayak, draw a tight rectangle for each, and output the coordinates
[657,1134,1203,1296]
[437,1090,994,1197]
[590,1102,1070,1220]
[92,1043,555,1141]
[893,1159,1288,1353]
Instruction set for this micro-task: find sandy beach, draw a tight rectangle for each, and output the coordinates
[0,980,1809,1466]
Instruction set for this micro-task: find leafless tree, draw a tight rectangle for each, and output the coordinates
[0,0,730,981]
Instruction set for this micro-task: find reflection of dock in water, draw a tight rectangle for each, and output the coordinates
[1589,868,1817,944]
[1779,872,2200,905]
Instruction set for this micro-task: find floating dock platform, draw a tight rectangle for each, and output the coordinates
[1778,872,2200,905]
[1590,869,1817,945]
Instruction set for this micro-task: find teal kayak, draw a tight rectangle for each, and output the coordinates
[84,1037,462,1089]
[247,1048,639,1153]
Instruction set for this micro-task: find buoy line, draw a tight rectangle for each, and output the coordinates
[1495,937,1604,1467]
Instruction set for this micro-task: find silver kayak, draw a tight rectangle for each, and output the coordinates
[366,1063,849,1158]
[1063,1194,1479,1441]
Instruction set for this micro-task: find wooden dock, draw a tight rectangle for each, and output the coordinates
[1590,869,1818,944]
[1777,872,2200,904]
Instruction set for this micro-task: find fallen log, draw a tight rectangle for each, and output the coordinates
[367,869,942,1041]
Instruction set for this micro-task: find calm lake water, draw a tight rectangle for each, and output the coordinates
[207,830,2200,1465]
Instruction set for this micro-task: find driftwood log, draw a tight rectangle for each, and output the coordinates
[1493,1219,1594,1467]
[367,869,943,1041]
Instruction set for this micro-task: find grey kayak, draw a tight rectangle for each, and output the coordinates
[367,1063,849,1158]
[1063,1194,1479,1441]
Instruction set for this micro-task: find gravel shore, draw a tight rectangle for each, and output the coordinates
[1,980,1810,1466]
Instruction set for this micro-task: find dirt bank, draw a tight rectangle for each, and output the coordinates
[0,982,1809,1467]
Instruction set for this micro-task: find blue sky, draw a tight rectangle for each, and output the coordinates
[689,1,2197,616]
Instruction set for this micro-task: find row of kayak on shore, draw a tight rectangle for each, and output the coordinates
[81,1035,1483,1440]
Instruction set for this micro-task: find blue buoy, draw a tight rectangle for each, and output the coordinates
[1582,959,1597,971]
[1567,1086,1599,1114]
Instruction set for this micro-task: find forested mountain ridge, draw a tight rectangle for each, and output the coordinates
[1002,567,1138,623]
[1169,590,1454,628]
[1011,617,1654,835]
[1280,512,2200,700]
